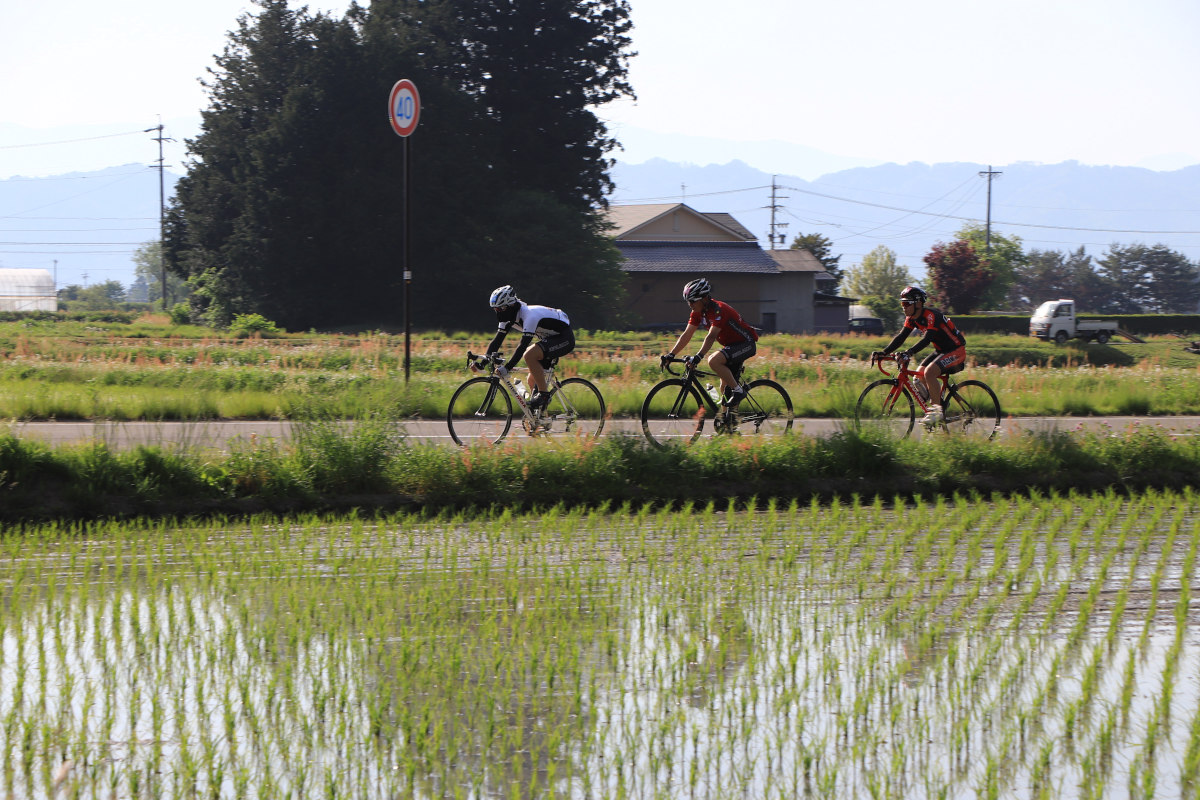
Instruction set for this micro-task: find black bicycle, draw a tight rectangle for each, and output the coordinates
[447,351,606,445]
[640,356,793,447]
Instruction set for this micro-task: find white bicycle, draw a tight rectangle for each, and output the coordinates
[446,351,606,445]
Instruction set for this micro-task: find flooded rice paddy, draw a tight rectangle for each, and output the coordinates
[1,489,1199,799]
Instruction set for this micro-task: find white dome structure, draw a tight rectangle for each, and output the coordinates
[0,269,56,312]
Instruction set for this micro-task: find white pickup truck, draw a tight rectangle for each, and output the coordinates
[1029,299,1120,344]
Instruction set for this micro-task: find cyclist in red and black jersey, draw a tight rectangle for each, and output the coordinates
[873,285,967,425]
[660,278,759,407]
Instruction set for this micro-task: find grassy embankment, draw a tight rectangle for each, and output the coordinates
[3,416,1200,522]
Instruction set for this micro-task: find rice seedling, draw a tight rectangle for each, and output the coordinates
[0,489,1198,797]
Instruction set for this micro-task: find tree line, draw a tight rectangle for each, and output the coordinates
[836,223,1200,326]
[163,0,635,331]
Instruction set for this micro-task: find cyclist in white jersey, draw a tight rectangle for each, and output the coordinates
[483,285,575,410]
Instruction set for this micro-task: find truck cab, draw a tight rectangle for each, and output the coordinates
[1029,299,1118,344]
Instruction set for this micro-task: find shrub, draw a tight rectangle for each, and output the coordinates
[229,313,284,338]
[169,303,191,326]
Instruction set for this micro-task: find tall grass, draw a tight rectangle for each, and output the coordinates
[4,321,1200,420]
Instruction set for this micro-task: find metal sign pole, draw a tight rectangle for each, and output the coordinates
[388,79,420,385]
[403,135,411,383]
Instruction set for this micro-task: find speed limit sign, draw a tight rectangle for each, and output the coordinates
[388,79,420,137]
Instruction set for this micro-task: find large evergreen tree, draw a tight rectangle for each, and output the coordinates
[1096,243,1200,314]
[1007,247,1110,312]
[166,0,635,330]
[789,232,843,290]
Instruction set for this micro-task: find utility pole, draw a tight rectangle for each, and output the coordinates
[767,176,789,250]
[146,122,174,311]
[978,165,1002,254]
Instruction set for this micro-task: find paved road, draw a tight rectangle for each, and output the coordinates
[5,417,1198,451]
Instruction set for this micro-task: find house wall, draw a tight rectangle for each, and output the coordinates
[625,273,810,333]
[815,305,850,333]
[763,272,815,333]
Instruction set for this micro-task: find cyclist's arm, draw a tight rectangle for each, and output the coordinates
[485,324,511,357]
[907,335,932,356]
[666,323,700,357]
[505,332,535,371]
[694,325,721,359]
[880,327,913,355]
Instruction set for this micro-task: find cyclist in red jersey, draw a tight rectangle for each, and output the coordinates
[660,278,759,407]
[872,285,967,425]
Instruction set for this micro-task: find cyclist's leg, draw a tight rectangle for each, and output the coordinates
[523,343,548,392]
[712,341,755,400]
[931,348,965,400]
[528,329,575,410]
[531,328,575,392]
[706,350,735,393]
[919,352,942,405]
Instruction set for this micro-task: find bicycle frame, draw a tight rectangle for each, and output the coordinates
[860,352,1002,441]
[466,351,545,424]
[869,352,947,414]
[659,356,740,414]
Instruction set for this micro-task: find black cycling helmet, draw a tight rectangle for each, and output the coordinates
[899,285,928,303]
[682,278,711,303]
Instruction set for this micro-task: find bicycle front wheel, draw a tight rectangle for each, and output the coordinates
[447,377,513,445]
[854,379,915,437]
[640,379,709,447]
[942,380,1001,441]
[547,377,606,439]
[732,379,794,436]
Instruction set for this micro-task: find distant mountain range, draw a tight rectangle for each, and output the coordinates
[3,156,1199,292]
[610,158,1200,277]
[0,164,180,290]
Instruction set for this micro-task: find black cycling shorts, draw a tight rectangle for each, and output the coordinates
[720,339,756,367]
[539,327,575,366]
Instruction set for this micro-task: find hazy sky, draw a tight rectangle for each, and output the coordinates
[2,0,1198,179]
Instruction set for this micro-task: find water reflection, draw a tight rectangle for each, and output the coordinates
[0,501,1197,799]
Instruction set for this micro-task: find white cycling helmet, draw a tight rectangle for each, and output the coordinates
[489,285,519,308]
[682,278,711,303]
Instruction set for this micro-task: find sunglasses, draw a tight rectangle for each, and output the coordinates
[900,300,917,306]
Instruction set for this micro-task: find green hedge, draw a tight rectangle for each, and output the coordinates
[953,313,1200,336]
[0,310,137,324]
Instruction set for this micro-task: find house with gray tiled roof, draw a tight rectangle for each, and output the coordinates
[608,203,850,333]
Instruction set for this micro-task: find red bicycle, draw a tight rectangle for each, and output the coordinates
[854,352,1001,440]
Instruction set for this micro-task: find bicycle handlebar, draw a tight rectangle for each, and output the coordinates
[870,351,912,376]
[657,354,706,378]
[466,350,505,374]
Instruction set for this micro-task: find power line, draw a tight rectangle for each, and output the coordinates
[613,181,1200,236]
[0,130,150,150]
[779,183,1200,235]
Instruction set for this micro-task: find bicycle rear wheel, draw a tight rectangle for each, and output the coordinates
[447,377,513,445]
[942,380,1001,441]
[731,379,794,436]
[546,377,606,439]
[854,379,915,437]
[640,379,709,447]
